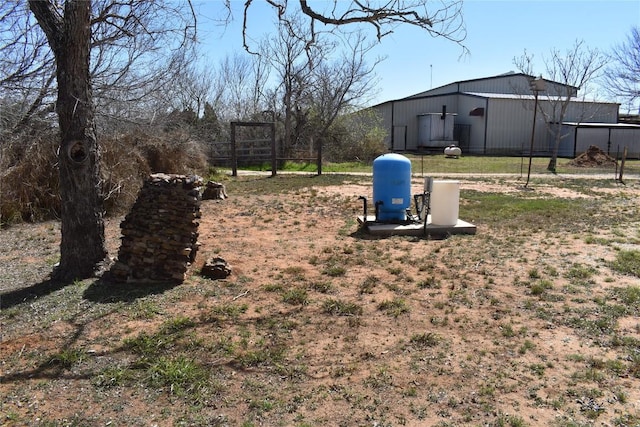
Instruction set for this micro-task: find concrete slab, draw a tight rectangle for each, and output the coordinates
[357,215,476,237]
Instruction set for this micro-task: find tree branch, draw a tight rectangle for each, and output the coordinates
[28,0,64,53]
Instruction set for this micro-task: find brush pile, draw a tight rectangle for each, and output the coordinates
[568,145,617,167]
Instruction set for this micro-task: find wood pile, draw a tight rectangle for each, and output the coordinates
[110,173,202,283]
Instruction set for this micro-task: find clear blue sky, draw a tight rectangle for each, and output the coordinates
[196,1,640,107]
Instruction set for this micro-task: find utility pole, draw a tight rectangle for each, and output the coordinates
[430,64,433,89]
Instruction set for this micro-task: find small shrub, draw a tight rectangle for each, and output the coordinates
[409,332,440,348]
[417,277,440,289]
[322,298,362,316]
[611,285,640,312]
[529,279,553,296]
[310,281,333,293]
[323,264,346,277]
[359,275,379,294]
[518,339,536,355]
[378,298,410,318]
[282,288,309,306]
[565,263,597,285]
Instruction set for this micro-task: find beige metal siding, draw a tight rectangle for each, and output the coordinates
[457,95,488,154]
[563,101,618,123]
[389,95,459,150]
[376,103,394,148]
[485,98,546,154]
[612,129,640,158]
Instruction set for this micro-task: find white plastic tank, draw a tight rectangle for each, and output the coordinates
[444,145,462,157]
[430,180,460,226]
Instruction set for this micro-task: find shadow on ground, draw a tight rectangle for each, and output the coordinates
[0,278,69,310]
[83,277,180,303]
[1,276,180,309]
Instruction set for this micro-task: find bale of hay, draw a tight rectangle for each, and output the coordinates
[568,145,617,167]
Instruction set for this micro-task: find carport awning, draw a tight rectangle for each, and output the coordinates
[562,122,640,129]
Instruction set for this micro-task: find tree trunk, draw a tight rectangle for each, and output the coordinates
[30,0,106,281]
[547,125,561,173]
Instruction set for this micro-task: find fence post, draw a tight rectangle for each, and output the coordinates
[231,122,237,177]
[270,122,276,177]
[317,140,322,176]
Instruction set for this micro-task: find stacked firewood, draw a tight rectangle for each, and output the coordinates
[110,173,202,283]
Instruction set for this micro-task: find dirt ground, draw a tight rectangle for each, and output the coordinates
[1,174,640,426]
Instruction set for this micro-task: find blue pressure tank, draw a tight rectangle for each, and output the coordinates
[372,153,411,221]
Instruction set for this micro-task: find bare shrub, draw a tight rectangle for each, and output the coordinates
[100,135,151,216]
[1,131,60,223]
[323,109,388,163]
[1,128,210,223]
[135,129,208,175]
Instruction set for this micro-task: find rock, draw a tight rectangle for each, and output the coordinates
[201,257,232,280]
[202,181,228,200]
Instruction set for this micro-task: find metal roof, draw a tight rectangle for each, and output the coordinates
[463,92,619,104]
[426,72,579,93]
[562,122,640,129]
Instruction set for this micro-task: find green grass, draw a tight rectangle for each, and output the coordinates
[377,298,410,317]
[610,250,640,278]
[146,356,210,397]
[45,348,87,369]
[323,264,347,277]
[282,288,310,306]
[206,303,249,321]
[409,332,441,348]
[462,190,620,232]
[221,174,366,195]
[322,298,363,316]
[226,156,640,176]
[94,365,135,388]
[611,285,640,312]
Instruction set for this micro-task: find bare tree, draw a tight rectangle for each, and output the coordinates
[602,26,640,114]
[0,2,56,130]
[261,15,319,158]
[244,1,464,166]
[23,0,197,281]
[308,31,381,139]
[260,13,381,163]
[515,40,607,172]
[214,52,270,121]
[2,1,197,132]
[243,0,466,51]
[28,0,106,281]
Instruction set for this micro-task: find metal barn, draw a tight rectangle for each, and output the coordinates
[371,72,631,157]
